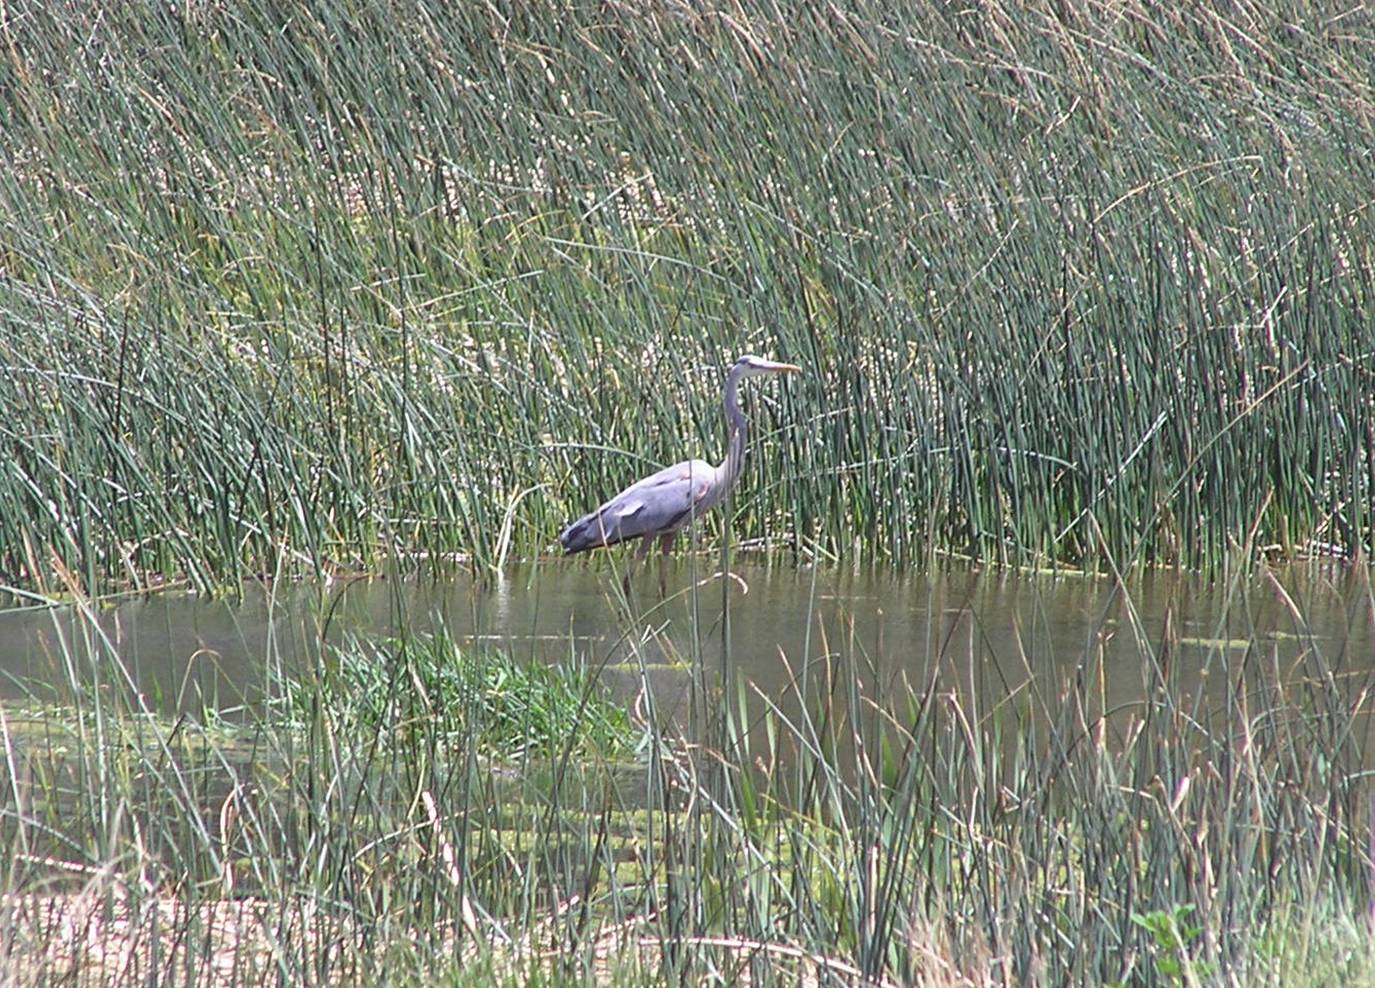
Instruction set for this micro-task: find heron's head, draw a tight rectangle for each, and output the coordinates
[734,354,802,378]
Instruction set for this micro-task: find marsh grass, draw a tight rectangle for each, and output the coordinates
[2,563,1373,986]
[2,0,1373,595]
[287,631,639,761]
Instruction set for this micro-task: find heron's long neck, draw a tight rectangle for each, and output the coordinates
[717,369,748,489]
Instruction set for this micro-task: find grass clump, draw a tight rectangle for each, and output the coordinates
[296,632,640,762]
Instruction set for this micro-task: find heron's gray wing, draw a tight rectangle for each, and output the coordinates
[560,459,715,553]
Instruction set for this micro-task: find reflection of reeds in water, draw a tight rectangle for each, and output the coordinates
[3,565,1374,985]
[1,1,1372,595]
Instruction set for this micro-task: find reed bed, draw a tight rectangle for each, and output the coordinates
[0,0,1371,594]
[2,567,1373,986]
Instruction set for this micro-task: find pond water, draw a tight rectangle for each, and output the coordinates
[1,560,1371,736]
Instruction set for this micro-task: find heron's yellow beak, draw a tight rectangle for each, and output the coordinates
[737,355,803,376]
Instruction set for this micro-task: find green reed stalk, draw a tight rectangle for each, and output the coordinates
[1,0,1372,595]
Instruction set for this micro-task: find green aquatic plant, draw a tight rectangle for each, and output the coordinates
[1129,904,1216,987]
[289,633,640,761]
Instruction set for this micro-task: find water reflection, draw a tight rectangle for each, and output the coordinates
[0,562,1370,732]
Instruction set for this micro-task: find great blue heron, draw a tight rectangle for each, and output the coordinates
[560,354,801,593]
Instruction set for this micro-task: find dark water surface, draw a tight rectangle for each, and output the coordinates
[1,561,1371,733]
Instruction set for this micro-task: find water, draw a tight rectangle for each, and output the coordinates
[1,561,1370,731]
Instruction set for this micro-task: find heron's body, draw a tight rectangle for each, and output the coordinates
[559,458,722,554]
[559,355,800,592]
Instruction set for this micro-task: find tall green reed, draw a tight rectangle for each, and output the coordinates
[1,0,1372,594]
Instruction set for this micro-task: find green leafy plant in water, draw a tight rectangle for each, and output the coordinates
[1129,904,1217,986]
[290,633,638,761]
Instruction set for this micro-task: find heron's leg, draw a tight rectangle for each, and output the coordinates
[624,534,654,596]
[657,531,677,597]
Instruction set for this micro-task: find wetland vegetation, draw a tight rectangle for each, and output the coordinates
[2,0,1375,984]
[4,565,1375,985]
[1,0,1372,594]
